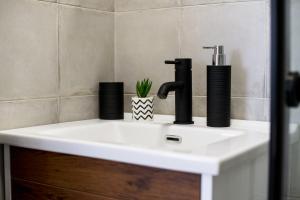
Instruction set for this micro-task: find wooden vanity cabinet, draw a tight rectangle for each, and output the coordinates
[10,147,201,200]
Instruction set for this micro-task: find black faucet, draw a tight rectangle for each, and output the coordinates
[157,58,194,124]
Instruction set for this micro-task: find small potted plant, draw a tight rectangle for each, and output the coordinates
[132,78,154,120]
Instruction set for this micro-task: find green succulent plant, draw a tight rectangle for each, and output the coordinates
[136,78,152,98]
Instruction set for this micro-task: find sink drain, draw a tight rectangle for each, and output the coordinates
[165,135,182,144]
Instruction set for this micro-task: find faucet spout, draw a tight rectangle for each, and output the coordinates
[157,81,184,99]
[156,58,193,124]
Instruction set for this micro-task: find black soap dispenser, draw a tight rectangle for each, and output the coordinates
[203,45,231,127]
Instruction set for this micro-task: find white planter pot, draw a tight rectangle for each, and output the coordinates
[131,96,154,120]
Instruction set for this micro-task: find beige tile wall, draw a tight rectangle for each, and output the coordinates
[115,0,270,121]
[0,0,271,131]
[0,0,114,130]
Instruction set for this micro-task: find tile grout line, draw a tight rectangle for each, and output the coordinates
[0,97,59,104]
[1,95,270,104]
[178,6,183,57]
[263,0,270,120]
[114,0,266,13]
[33,0,114,13]
[263,0,268,99]
[57,4,61,123]
[58,2,114,14]
[0,94,99,104]
[113,2,117,82]
[113,0,116,12]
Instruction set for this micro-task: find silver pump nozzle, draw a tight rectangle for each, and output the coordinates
[203,45,226,66]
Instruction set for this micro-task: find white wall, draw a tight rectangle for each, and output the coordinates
[0,0,271,131]
[0,0,114,130]
[114,0,271,121]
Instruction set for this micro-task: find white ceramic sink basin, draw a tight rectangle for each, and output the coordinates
[37,121,244,153]
[0,113,269,175]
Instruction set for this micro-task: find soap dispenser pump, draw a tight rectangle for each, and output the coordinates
[203,45,231,127]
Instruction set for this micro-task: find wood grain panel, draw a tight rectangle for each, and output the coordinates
[12,178,116,200]
[11,147,201,200]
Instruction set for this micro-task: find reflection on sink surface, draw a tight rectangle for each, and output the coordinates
[37,121,244,153]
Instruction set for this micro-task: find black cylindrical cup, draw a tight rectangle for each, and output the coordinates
[207,66,231,127]
[99,82,124,120]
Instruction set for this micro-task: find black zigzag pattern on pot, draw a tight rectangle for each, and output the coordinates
[133,115,153,120]
[132,98,154,120]
[133,104,154,111]
[133,110,153,116]
[131,99,153,105]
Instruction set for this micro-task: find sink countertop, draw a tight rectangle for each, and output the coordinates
[0,113,270,176]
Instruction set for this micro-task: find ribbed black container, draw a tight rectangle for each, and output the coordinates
[99,82,124,120]
[207,66,231,127]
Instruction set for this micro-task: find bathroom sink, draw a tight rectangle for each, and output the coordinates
[36,121,244,153]
[0,113,269,175]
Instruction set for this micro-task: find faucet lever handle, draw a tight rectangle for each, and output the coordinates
[165,60,180,65]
